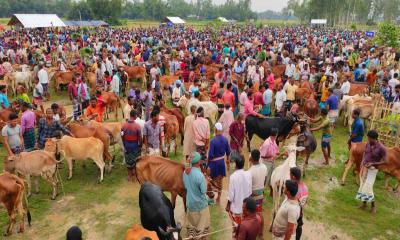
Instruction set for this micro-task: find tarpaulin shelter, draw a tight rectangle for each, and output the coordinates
[64,20,109,27]
[161,17,186,25]
[8,14,66,28]
[217,17,229,23]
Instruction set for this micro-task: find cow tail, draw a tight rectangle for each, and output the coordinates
[23,190,32,226]
[135,156,142,184]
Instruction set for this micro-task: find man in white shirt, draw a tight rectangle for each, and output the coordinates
[239,86,249,113]
[226,155,252,225]
[341,74,351,95]
[37,64,49,100]
[285,60,296,78]
[275,84,287,113]
[111,70,120,96]
[389,73,400,97]
[106,56,113,74]
[123,96,134,121]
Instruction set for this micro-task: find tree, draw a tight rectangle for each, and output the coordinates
[87,0,122,24]
[68,1,93,20]
[375,22,399,49]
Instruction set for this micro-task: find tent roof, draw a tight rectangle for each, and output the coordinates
[163,17,186,24]
[64,20,109,27]
[311,19,327,24]
[8,14,65,28]
[217,17,229,23]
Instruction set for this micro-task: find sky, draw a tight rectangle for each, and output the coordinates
[211,0,289,12]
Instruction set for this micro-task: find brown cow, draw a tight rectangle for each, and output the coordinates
[341,142,400,191]
[160,74,180,88]
[272,64,286,77]
[123,65,147,88]
[295,88,313,101]
[52,71,74,92]
[160,101,184,145]
[160,113,179,157]
[348,83,369,96]
[124,224,159,240]
[0,172,31,236]
[67,122,113,172]
[5,151,60,200]
[101,91,124,120]
[84,71,96,93]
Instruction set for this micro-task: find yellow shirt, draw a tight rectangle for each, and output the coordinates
[321,85,329,102]
[286,84,298,101]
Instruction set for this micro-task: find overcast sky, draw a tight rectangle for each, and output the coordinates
[211,0,289,12]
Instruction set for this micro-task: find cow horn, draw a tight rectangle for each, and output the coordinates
[158,226,169,236]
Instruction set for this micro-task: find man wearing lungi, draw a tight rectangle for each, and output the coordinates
[183,152,210,240]
[193,107,210,162]
[208,122,230,203]
[20,102,36,152]
[356,130,386,214]
[121,109,142,182]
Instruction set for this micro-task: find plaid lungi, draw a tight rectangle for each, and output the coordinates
[23,128,36,152]
[125,150,141,169]
[186,207,210,240]
[251,189,264,213]
[356,167,378,203]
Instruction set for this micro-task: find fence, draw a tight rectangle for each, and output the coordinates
[370,98,400,147]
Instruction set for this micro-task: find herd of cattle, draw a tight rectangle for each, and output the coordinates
[1,61,400,239]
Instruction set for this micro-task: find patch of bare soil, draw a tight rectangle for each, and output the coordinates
[302,219,353,240]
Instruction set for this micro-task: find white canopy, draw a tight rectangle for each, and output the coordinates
[8,14,66,28]
[163,17,186,24]
[311,19,327,25]
[217,17,229,23]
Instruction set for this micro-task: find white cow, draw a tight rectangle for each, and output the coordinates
[270,136,304,220]
[177,95,218,125]
[4,71,34,96]
[339,94,372,125]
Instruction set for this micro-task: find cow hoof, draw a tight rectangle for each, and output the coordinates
[18,228,24,233]
[67,177,72,181]
[340,182,346,186]
[97,179,103,184]
[3,232,11,237]
[27,193,32,198]
[51,196,56,200]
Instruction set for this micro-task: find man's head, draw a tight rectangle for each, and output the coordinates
[270,128,278,140]
[150,110,159,123]
[127,96,134,105]
[352,108,361,119]
[21,101,30,112]
[242,197,257,217]
[196,107,204,118]
[321,108,328,116]
[284,180,298,198]
[51,103,59,114]
[367,130,379,145]
[66,226,82,240]
[236,113,243,122]
[227,83,232,91]
[8,113,18,127]
[129,109,137,120]
[234,154,245,170]
[290,167,302,182]
[90,97,97,107]
[214,122,223,134]
[395,84,400,94]
[249,149,260,164]
[45,108,53,120]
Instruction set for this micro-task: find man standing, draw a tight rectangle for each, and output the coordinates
[229,113,245,159]
[356,130,386,214]
[208,122,230,202]
[290,167,309,240]
[37,64,49,100]
[326,88,339,127]
[348,108,364,149]
[235,198,263,240]
[222,83,235,110]
[121,110,142,182]
[310,109,332,165]
[123,96,134,122]
[20,102,36,152]
[183,105,197,160]
[143,110,162,156]
[285,78,298,110]
[37,108,72,149]
[239,86,249,114]
[275,84,287,115]
[262,83,273,116]
[272,180,300,240]
[0,85,10,110]
[2,113,23,155]
[111,69,120,97]
[218,103,234,141]
[226,155,252,226]
[143,84,153,121]
[193,107,210,161]
[86,97,105,122]
[183,152,210,240]
[341,73,351,96]
[259,128,280,189]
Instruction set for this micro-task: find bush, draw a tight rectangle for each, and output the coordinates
[350,23,357,31]
[374,22,399,49]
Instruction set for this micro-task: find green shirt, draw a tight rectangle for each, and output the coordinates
[183,167,208,212]
[321,117,332,136]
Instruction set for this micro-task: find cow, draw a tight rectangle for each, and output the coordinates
[341,142,400,191]
[245,113,300,151]
[346,98,374,131]
[139,182,181,240]
[44,136,106,182]
[160,101,185,145]
[303,97,319,119]
[52,71,74,92]
[5,151,60,200]
[135,156,186,209]
[270,137,304,228]
[101,91,124,120]
[0,172,31,236]
[177,96,218,125]
[272,64,286,77]
[160,75,180,88]
[160,113,179,157]
[67,122,113,172]
[124,224,159,240]
[123,65,147,88]
[348,83,369,96]
[4,71,34,96]
[295,87,313,101]
[338,95,371,124]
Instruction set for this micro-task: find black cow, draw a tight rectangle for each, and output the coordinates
[139,182,182,240]
[245,113,299,151]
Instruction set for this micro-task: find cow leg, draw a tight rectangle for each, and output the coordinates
[4,201,16,236]
[384,174,391,190]
[66,158,74,180]
[45,171,58,200]
[341,157,354,186]
[171,191,178,209]
[246,133,253,152]
[34,177,40,194]
[26,175,32,198]
[94,158,105,183]
[16,192,25,233]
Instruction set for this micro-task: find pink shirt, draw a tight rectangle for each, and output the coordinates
[193,117,210,146]
[244,99,257,119]
[267,73,275,90]
[259,137,279,159]
[21,110,36,135]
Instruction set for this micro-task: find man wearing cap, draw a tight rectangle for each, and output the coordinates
[172,80,182,106]
[208,122,231,202]
[193,107,210,161]
[356,130,386,214]
[183,152,210,240]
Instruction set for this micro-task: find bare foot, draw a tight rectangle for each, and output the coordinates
[370,206,376,214]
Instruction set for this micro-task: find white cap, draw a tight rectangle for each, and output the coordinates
[215,122,223,131]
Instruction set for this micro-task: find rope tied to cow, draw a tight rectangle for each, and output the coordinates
[182,225,235,240]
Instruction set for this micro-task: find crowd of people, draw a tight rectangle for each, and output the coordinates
[0,24,399,239]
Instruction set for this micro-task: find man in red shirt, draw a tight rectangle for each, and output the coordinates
[222,83,235,109]
[235,197,263,240]
[253,85,264,108]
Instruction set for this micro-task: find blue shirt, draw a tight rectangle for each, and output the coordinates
[351,117,364,143]
[326,95,339,110]
[183,167,208,212]
[208,135,230,161]
[0,93,10,109]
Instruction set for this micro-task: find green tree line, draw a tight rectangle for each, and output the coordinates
[283,0,400,26]
[0,0,257,24]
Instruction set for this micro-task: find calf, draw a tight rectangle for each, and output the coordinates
[45,136,105,182]
[160,113,179,157]
[125,224,159,240]
[160,101,184,145]
[0,172,31,236]
[178,96,218,125]
[139,182,181,240]
[5,151,60,200]
[341,142,400,191]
